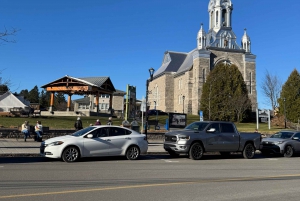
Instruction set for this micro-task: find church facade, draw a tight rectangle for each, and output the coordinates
[148,0,257,115]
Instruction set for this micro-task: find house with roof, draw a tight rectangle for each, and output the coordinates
[148,0,257,115]
[0,91,31,116]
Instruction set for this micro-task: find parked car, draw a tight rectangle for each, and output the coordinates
[147,109,168,116]
[260,130,300,157]
[40,125,148,162]
[164,121,261,160]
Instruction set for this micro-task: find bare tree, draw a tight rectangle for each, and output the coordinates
[0,27,19,44]
[261,70,282,110]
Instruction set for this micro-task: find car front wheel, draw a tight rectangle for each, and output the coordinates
[284,145,294,157]
[189,142,204,160]
[62,146,80,162]
[126,146,140,160]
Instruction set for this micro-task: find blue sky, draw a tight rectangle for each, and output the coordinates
[1,0,300,109]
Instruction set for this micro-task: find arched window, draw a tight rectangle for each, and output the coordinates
[249,72,252,94]
[216,11,219,25]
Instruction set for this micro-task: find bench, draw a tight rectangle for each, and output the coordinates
[147,120,160,130]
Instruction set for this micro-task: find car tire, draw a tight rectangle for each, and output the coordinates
[243,143,255,159]
[126,146,140,160]
[189,142,204,160]
[283,145,294,158]
[168,150,180,158]
[62,146,80,163]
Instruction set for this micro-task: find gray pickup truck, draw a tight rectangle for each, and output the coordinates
[164,121,261,160]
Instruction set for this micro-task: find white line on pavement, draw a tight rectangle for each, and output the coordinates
[161,159,179,163]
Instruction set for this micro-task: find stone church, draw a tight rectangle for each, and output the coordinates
[148,0,257,115]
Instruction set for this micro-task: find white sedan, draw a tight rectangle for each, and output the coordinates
[40,125,148,162]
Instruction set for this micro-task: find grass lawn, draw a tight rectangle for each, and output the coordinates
[0,115,285,134]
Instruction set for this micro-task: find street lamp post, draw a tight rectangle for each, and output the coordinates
[284,98,286,129]
[182,95,185,114]
[145,68,155,140]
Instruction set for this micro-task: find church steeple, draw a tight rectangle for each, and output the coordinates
[197,23,206,49]
[208,0,233,32]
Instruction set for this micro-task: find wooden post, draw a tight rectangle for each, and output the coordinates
[67,94,72,111]
[49,92,54,112]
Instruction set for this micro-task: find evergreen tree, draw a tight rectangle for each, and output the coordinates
[28,85,40,103]
[19,89,29,99]
[39,90,50,109]
[200,63,251,122]
[278,69,300,123]
[54,92,67,111]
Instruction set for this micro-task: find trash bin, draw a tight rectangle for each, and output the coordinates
[131,125,140,133]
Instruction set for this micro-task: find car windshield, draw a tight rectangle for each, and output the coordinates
[270,132,294,139]
[72,127,95,137]
[185,122,209,131]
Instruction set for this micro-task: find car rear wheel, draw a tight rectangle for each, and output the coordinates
[284,145,294,157]
[189,142,203,160]
[126,146,140,160]
[243,143,255,159]
[62,146,80,162]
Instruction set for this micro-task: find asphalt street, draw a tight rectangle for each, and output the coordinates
[1,154,300,201]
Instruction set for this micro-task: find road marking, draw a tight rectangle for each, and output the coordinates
[0,166,3,168]
[161,159,179,163]
[268,159,278,161]
[1,174,300,199]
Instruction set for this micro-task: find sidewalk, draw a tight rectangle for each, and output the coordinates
[0,138,167,157]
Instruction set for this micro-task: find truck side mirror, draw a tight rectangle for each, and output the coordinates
[207,128,216,133]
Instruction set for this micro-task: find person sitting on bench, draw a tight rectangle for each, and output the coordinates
[21,121,30,142]
[35,121,43,141]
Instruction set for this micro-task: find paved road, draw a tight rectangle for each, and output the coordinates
[1,154,300,201]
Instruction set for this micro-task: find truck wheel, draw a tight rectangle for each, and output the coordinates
[283,145,294,158]
[168,150,179,158]
[189,142,203,160]
[243,143,255,159]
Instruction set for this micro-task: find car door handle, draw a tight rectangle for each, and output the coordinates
[106,139,111,141]
[125,137,131,140]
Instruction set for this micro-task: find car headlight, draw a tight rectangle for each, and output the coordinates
[48,141,64,146]
[274,141,283,145]
[178,135,190,140]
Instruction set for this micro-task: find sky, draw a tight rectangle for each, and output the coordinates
[1,0,300,109]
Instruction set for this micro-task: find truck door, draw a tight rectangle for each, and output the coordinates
[219,123,239,151]
[205,123,221,151]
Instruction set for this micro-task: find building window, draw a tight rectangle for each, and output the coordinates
[179,95,181,105]
[249,72,252,94]
[203,69,206,83]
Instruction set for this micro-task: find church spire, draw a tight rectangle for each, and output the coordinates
[242,28,251,53]
[197,23,206,49]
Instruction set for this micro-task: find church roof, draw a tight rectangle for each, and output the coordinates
[153,51,188,78]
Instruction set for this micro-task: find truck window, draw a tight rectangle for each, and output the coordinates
[185,122,209,131]
[220,123,235,133]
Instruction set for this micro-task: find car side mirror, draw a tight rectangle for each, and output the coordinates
[207,128,216,133]
[87,134,93,139]
[292,137,299,140]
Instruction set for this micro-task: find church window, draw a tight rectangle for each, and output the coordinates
[222,9,226,26]
[216,11,219,25]
[179,95,181,105]
[249,72,252,94]
[202,69,206,83]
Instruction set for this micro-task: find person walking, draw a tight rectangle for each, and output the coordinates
[21,121,30,142]
[94,119,101,125]
[74,117,83,130]
[107,117,113,125]
[35,121,43,142]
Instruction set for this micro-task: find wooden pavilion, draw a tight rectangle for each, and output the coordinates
[41,75,116,116]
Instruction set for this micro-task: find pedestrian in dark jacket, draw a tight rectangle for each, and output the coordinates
[74,117,83,130]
